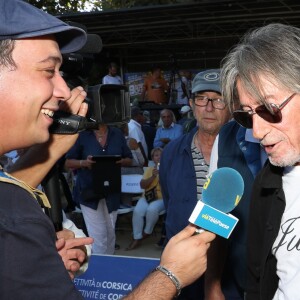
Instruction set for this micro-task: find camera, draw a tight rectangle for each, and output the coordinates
[49,31,131,134]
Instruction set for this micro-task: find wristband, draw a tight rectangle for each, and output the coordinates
[155,265,181,297]
[80,160,83,168]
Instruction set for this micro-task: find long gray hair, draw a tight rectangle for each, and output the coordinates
[221,23,300,111]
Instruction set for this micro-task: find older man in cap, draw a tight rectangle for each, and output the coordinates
[0,1,216,298]
[160,69,231,299]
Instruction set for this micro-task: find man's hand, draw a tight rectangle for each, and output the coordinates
[59,86,88,116]
[123,225,215,300]
[56,229,93,279]
[160,224,215,288]
[48,86,88,155]
[160,138,171,145]
[128,138,139,150]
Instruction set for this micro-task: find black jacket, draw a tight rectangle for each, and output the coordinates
[246,162,285,300]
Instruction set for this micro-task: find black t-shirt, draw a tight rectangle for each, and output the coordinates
[0,182,83,299]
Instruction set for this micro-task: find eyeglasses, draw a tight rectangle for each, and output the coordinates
[193,95,226,110]
[233,93,296,129]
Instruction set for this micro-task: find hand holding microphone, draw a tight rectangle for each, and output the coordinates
[189,167,244,238]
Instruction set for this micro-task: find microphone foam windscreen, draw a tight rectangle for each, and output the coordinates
[202,167,244,213]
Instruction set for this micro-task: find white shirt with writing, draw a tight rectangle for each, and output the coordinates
[272,165,300,300]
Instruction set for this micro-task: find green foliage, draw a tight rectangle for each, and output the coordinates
[27,0,102,14]
[27,0,183,14]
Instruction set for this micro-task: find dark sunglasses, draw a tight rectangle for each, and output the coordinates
[233,93,296,129]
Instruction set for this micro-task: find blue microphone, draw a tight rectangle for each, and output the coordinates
[189,167,244,238]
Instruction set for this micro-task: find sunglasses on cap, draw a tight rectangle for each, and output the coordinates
[233,93,296,129]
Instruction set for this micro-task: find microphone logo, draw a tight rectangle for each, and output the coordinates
[189,167,245,238]
[235,195,242,206]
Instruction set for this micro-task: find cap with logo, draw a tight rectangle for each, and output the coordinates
[0,0,87,54]
[191,69,221,94]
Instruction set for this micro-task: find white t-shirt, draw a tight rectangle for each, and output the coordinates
[102,74,123,85]
[128,119,148,157]
[272,165,300,300]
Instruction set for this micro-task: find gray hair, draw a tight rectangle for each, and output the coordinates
[221,23,300,112]
[160,109,176,122]
[0,39,16,69]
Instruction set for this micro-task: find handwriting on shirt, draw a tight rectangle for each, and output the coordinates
[272,217,300,254]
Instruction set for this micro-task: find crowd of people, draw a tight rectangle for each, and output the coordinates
[2,1,300,300]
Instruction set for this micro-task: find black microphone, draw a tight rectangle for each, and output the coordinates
[49,111,98,134]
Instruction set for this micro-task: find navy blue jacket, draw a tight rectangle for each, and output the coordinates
[160,127,198,241]
[218,121,262,293]
[0,181,83,299]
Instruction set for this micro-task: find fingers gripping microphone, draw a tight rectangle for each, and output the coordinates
[189,167,244,238]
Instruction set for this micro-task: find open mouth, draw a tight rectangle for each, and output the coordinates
[41,109,54,118]
[263,143,276,153]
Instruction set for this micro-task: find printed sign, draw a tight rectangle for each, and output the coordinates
[189,201,239,239]
[74,254,159,299]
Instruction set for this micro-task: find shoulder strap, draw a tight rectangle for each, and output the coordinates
[0,169,51,208]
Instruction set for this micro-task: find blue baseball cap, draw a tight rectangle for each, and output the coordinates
[192,69,221,94]
[0,0,87,54]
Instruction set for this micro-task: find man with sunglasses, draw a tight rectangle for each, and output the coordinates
[221,23,300,299]
[160,69,231,299]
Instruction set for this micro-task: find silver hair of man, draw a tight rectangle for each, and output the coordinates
[221,23,300,112]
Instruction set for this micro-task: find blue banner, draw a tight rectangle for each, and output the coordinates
[74,254,159,299]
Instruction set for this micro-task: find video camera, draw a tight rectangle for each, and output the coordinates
[49,28,131,134]
[44,25,131,232]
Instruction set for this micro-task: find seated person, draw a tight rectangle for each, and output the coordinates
[153,109,183,148]
[126,147,165,250]
[120,123,145,175]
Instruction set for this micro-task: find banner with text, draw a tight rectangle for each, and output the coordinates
[74,254,159,300]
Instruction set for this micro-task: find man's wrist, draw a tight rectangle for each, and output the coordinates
[155,265,181,297]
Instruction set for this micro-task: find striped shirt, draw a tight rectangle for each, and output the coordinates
[191,134,209,200]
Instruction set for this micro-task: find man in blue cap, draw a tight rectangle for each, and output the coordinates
[160,69,231,299]
[0,1,215,299]
[0,0,93,299]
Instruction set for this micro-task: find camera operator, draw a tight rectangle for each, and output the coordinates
[1,1,215,299]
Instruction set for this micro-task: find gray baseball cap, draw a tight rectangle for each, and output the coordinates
[0,0,87,54]
[192,69,221,94]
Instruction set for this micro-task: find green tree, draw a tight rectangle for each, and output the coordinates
[27,0,185,14]
[27,0,101,14]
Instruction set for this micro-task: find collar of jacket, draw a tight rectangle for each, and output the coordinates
[258,160,284,189]
[177,126,198,154]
